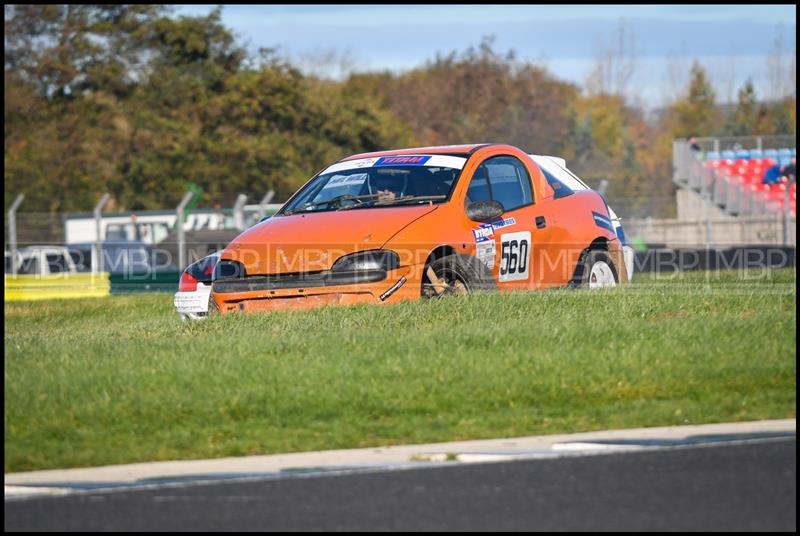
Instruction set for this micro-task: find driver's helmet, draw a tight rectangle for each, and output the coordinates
[370,172,406,196]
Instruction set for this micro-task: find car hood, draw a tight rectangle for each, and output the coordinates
[221,205,438,275]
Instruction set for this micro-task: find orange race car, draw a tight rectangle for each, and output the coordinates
[210,143,632,314]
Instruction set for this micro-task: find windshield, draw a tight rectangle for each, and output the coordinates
[280,155,465,215]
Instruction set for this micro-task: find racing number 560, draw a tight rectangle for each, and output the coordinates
[498,231,531,282]
[500,239,528,276]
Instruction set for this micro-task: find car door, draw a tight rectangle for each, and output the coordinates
[465,155,540,290]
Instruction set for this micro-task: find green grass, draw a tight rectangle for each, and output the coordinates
[4,269,796,472]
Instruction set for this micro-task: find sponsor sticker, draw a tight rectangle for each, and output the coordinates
[471,217,516,244]
[472,223,495,243]
[350,158,377,168]
[321,173,368,190]
[374,155,431,166]
[491,217,516,230]
[476,241,496,269]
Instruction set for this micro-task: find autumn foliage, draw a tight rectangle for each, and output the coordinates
[4,7,796,219]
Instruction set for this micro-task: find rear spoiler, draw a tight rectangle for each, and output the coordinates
[529,154,567,168]
[528,154,591,191]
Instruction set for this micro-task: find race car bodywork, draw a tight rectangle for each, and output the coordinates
[174,251,221,320]
[211,144,630,314]
[529,154,635,281]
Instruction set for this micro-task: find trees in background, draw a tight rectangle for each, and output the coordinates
[725,79,758,136]
[346,37,577,157]
[4,6,414,213]
[585,19,638,102]
[670,61,721,140]
[4,7,797,219]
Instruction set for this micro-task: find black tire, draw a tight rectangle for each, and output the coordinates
[207,293,220,316]
[422,253,497,297]
[571,249,619,288]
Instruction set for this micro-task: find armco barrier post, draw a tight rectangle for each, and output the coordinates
[700,164,712,251]
[233,194,248,231]
[784,183,792,246]
[176,191,194,271]
[93,193,111,274]
[258,190,275,221]
[7,194,24,275]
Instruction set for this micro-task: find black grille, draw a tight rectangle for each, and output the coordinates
[212,269,387,293]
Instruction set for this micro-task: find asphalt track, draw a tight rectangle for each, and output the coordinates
[5,438,795,531]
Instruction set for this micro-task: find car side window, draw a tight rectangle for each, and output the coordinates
[539,167,574,199]
[485,156,533,211]
[466,156,534,211]
[465,166,492,205]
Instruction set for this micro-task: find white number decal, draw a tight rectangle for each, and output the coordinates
[499,231,531,282]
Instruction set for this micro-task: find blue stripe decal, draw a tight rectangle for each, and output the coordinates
[592,211,615,233]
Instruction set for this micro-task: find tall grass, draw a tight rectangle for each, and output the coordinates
[4,269,796,472]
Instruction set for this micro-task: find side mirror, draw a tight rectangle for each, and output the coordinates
[466,200,504,222]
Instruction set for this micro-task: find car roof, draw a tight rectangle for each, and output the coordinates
[341,144,493,161]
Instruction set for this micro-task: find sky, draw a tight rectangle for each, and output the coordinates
[173,4,797,109]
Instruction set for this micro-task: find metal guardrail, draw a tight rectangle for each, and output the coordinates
[634,246,795,272]
[108,271,182,294]
[3,270,183,301]
[4,273,110,302]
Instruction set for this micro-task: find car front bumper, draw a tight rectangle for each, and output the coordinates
[211,266,415,314]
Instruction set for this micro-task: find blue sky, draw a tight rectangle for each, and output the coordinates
[173,4,797,108]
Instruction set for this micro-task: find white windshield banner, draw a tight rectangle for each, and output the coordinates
[322,155,467,175]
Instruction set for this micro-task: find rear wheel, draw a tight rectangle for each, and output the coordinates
[572,250,619,289]
[422,254,496,298]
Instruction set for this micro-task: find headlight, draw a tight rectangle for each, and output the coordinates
[331,250,400,272]
[213,259,246,280]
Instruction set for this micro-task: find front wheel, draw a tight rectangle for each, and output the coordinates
[206,293,220,316]
[422,253,497,298]
[573,250,619,289]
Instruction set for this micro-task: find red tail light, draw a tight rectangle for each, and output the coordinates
[178,271,198,292]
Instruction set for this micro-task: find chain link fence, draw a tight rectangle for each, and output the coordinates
[4,201,282,278]
[4,197,794,279]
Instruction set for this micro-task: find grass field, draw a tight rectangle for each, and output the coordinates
[4,269,797,473]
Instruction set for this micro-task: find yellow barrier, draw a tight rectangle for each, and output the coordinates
[4,273,110,301]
